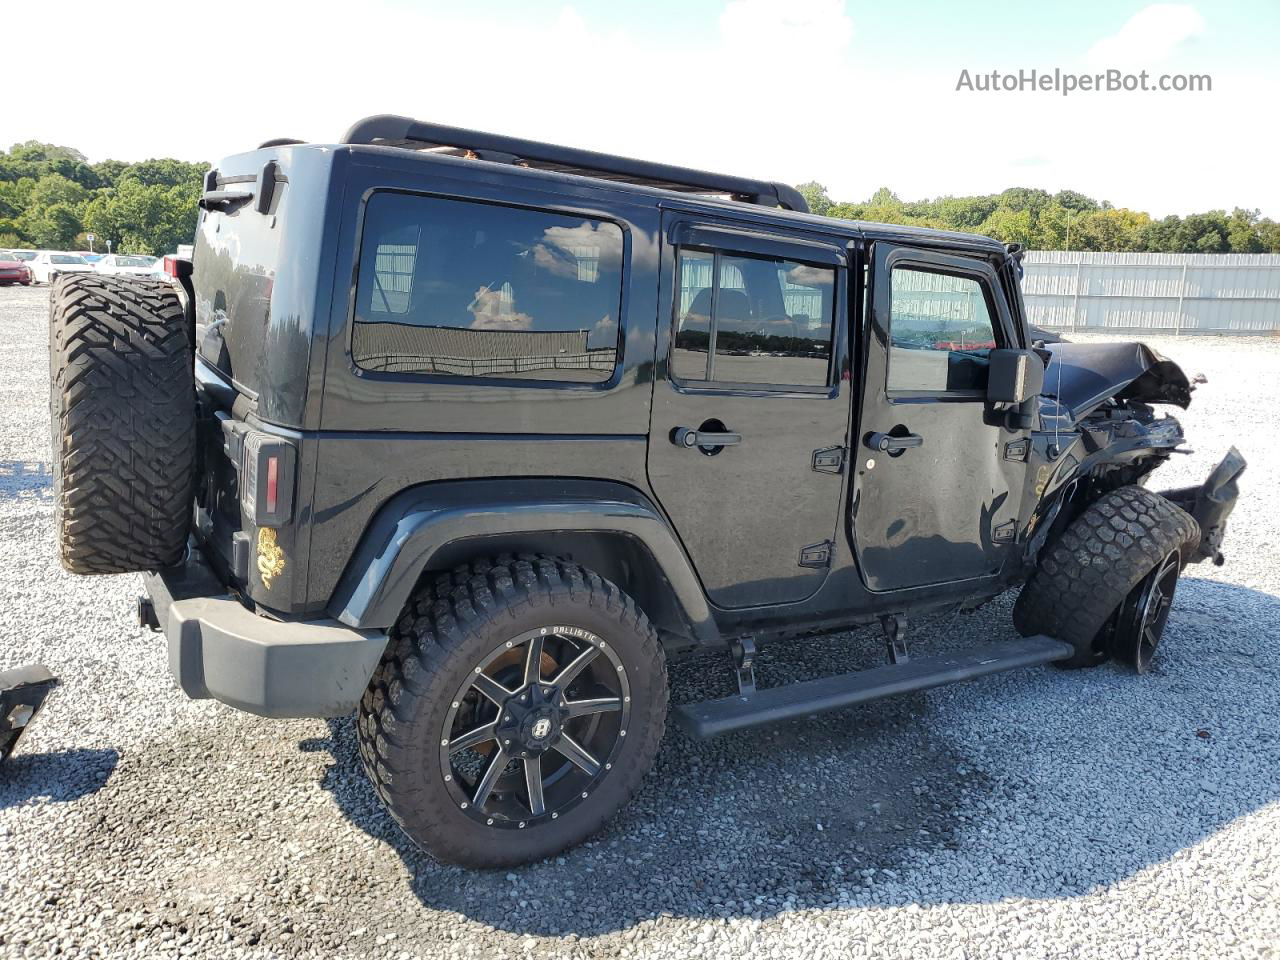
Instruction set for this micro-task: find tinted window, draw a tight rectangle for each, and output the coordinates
[674,248,833,387]
[887,268,998,393]
[51,255,87,265]
[353,193,624,383]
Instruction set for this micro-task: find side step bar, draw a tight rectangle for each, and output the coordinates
[672,635,1073,739]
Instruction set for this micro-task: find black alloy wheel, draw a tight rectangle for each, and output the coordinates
[440,626,631,829]
[1107,549,1182,673]
[357,555,667,867]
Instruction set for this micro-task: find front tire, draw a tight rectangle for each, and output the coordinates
[1014,485,1199,668]
[357,555,668,868]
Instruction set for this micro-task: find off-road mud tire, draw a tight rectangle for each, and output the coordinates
[1013,485,1200,668]
[357,554,668,868]
[49,274,195,574]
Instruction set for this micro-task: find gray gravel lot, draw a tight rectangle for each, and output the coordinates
[1,281,1278,959]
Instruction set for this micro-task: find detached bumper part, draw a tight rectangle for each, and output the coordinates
[1161,446,1247,565]
[0,664,59,762]
[143,554,387,719]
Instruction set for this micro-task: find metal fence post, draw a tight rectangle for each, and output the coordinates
[1072,260,1082,332]
[1175,261,1188,338]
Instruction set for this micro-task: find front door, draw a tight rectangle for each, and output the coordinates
[853,244,1031,592]
[647,218,850,608]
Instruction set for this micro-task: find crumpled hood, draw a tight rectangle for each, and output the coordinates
[1041,341,1192,424]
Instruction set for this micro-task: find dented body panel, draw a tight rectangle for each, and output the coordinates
[1041,341,1193,426]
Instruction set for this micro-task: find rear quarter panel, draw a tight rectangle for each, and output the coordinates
[302,149,664,610]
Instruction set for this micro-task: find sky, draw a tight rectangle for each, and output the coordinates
[4,0,1277,218]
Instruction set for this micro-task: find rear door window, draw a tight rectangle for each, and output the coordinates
[353,192,625,383]
[673,248,834,388]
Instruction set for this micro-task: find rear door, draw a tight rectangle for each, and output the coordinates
[853,244,1031,591]
[647,216,850,608]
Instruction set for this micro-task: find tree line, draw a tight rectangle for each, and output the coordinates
[3,140,1278,256]
[797,184,1280,254]
[0,142,205,255]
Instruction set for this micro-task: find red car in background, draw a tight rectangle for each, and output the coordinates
[0,252,33,286]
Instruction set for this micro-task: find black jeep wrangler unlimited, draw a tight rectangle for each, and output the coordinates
[48,116,1244,868]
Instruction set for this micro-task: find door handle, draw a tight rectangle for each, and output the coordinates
[866,431,924,453]
[672,427,742,449]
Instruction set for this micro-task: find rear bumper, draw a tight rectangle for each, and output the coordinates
[143,551,387,718]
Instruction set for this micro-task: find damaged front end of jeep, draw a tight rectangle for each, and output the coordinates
[1022,340,1246,567]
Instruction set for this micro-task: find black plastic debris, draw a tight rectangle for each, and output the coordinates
[0,664,59,763]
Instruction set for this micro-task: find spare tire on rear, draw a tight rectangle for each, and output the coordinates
[49,274,195,575]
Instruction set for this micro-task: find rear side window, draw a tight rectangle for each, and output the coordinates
[673,248,834,388]
[353,192,624,383]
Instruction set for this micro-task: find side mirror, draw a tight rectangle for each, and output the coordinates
[986,348,1045,404]
[986,348,1045,430]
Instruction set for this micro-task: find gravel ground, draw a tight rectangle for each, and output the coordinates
[1,281,1278,959]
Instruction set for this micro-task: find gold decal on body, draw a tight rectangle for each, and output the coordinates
[257,527,286,588]
[1034,466,1052,498]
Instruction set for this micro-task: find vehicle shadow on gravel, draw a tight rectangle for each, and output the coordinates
[315,579,1280,938]
[0,460,53,499]
[0,748,118,809]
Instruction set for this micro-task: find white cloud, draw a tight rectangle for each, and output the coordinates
[1,1,1274,220]
[1086,4,1206,67]
[719,0,853,58]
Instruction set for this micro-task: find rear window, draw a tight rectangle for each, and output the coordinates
[352,192,624,383]
[51,255,87,264]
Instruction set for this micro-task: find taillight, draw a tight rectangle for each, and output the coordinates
[240,432,295,527]
[265,455,280,514]
[163,255,180,277]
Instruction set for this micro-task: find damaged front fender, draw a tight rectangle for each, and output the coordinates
[1042,341,1193,425]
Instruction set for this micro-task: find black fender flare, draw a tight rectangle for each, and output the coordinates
[326,479,719,643]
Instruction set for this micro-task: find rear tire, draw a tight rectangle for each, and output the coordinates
[1013,485,1199,668]
[49,274,195,574]
[357,554,668,868]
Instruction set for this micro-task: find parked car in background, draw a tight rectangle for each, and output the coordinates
[76,252,106,264]
[8,250,38,264]
[95,254,159,277]
[29,252,95,284]
[0,252,33,285]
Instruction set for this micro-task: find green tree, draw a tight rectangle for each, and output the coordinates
[978,208,1034,248]
[91,159,129,187]
[1227,208,1264,253]
[795,181,832,217]
[1071,208,1151,252]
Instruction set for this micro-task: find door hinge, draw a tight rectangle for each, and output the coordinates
[993,519,1018,543]
[811,445,845,474]
[1004,438,1030,462]
[799,540,833,568]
